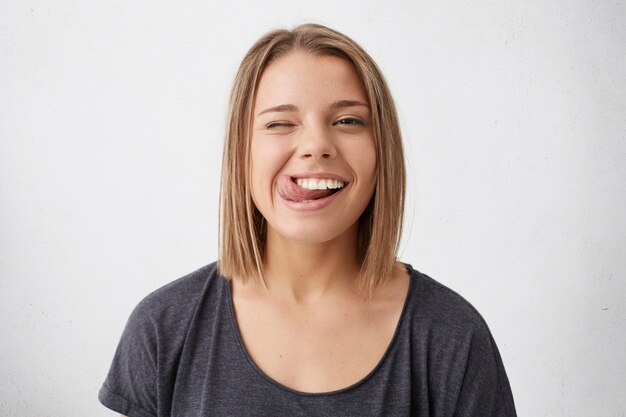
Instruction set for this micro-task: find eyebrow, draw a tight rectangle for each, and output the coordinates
[256,104,298,116]
[256,100,369,116]
[329,100,369,111]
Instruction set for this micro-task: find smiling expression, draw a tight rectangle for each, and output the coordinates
[250,51,377,244]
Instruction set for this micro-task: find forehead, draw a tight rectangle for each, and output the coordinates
[253,52,368,111]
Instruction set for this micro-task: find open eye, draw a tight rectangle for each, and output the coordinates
[335,117,365,126]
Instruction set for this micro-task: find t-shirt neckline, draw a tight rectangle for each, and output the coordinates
[224,262,415,397]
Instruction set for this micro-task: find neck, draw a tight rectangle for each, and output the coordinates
[262,223,361,304]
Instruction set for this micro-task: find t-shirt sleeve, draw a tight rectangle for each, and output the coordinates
[451,323,517,417]
[99,299,159,417]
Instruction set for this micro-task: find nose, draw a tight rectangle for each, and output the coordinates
[298,123,337,160]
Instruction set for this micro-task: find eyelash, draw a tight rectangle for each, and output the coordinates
[266,122,293,129]
[335,117,365,126]
[265,118,365,129]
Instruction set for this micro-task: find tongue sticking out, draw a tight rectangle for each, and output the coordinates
[277,175,335,202]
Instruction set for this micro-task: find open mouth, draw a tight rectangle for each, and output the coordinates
[291,177,347,202]
[277,175,348,203]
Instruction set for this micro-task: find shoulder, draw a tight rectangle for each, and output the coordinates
[403,263,495,342]
[100,263,223,415]
[124,262,222,336]
[400,263,518,416]
[134,262,219,310]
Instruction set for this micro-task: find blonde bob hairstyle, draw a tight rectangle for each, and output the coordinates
[218,23,406,299]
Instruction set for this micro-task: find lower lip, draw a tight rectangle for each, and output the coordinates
[280,188,345,211]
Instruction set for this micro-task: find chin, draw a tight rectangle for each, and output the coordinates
[271,220,356,245]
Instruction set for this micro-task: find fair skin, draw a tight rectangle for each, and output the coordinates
[231,51,410,393]
[119,51,409,416]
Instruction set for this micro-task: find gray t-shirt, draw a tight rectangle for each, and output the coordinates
[99,262,517,416]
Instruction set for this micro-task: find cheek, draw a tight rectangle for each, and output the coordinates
[249,139,292,205]
[355,141,377,200]
[354,141,377,181]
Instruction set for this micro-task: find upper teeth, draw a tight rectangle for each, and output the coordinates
[295,178,345,190]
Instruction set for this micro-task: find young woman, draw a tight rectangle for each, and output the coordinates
[99,24,517,416]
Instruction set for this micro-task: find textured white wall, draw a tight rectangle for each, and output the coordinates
[1,1,625,416]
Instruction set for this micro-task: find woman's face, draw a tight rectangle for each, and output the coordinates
[250,51,376,244]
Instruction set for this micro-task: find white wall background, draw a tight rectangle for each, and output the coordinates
[1,0,625,416]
